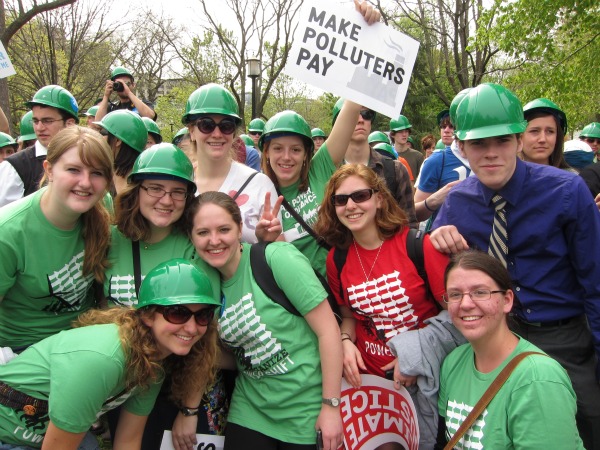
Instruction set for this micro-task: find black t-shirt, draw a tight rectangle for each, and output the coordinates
[108,100,157,120]
[580,162,600,197]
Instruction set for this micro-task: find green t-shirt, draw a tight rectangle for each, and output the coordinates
[279,144,336,277]
[0,323,161,448]
[0,188,95,348]
[104,226,208,307]
[438,337,584,449]
[220,242,327,444]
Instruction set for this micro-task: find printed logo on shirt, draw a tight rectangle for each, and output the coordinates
[347,270,418,342]
[108,273,142,307]
[218,292,294,379]
[445,400,487,449]
[282,187,320,242]
[43,251,94,313]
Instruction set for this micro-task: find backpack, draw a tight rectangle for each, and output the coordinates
[250,242,342,323]
[332,228,431,303]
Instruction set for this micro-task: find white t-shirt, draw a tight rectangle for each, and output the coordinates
[218,161,281,244]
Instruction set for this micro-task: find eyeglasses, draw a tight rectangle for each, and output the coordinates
[195,118,237,135]
[359,110,375,121]
[583,137,600,145]
[158,305,216,326]
[331,188,377,206]
[32,118,65,126]
[140,185,188,201]
[248,131,262,136]
[442,289,506,304]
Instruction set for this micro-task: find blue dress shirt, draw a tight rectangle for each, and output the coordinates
[433,159,600,368]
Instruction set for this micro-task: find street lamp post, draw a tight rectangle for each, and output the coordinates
[246,57,261,120]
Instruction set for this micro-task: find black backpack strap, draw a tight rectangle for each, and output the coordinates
[277,189,331,250]
[405,228,433,301]
[250,242,301,316]
[132,240,142,298]
[232,171,259,201]
[381,158,399,197]
[333,247,348,303]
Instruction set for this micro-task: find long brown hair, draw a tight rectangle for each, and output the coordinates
[314,164,408,249]
[75,306,218,405]
[524,111,570,169]
[115,180,195,242]
[41,126,113,282]
[261,135,313,192]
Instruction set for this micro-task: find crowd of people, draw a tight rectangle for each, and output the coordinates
[0,2,599,449]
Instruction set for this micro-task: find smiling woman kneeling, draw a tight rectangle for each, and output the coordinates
[0,259,220,450]
[436,251,583,449]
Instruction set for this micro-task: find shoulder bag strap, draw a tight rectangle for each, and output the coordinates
[132,240,142,298]
[231,171,259,201]
[276,188,331,250]
[444,351,546,449]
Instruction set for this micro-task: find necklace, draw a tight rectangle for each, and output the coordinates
[353,239,383,282]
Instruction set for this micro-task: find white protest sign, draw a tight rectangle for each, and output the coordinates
[340,374,420,450]
[160,431,225,450]
[0,42,16,79]
[285,0,420,118]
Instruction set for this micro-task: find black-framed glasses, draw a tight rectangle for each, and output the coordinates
[583,137,600,145]
[442,289,506,304]
[32,118,65,126]
[331,188,377,206]
[140,185,188,201]
[159,305,216,326]
[195,118,237,135]
[359,110,375,121]
[248,131,262,136]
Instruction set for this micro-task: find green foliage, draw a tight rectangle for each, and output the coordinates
[154,84,197,143]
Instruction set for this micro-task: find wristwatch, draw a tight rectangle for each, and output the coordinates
[180,406,201,416]
[322,397,341,407]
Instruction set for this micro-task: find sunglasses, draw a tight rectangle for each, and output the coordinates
[248,131,262,136]
[195,118,237,135]
[359,110,375,121]
[584,137,600,145]
[158,305,216,326]
[331,188,378,206]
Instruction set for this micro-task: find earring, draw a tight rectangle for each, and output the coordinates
[240,243,243,253]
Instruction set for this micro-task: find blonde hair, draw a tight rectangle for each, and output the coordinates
[41,126,114,282]
[314,164,408,249]
[75,306,219,404]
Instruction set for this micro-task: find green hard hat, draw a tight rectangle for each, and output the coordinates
[368,131,391,145]
[128,143,196,192]
[331,98,345,125]
[137,258,220,309]
[449,88,472,127]
[248,118,266,133]
[18,111,36,142]
[523,98,568,134]
[142,117,162,139]
[240,134,255,147]
[373,142,398,159]
[182,83,241,125]
[580,122,600,139]
[0,132,17,149]
[390,115,412,132]
[407,136,416,146]
[311,128,326,138]
[96,110,147,153]
[435,139,445,150]
[454,83,527,141]
[437,109,450,126]
[111,66,134,81]
[258,110,313,153]
[172,127,189,144]
[26,85,79,122]
[84,105,99,117]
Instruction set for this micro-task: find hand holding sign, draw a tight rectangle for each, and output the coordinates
[354,0,380,25]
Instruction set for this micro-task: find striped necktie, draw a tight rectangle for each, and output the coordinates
[488,194,508,267]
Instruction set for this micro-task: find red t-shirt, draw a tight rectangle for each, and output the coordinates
[326,228,449,377]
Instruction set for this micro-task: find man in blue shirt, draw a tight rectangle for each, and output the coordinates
[430,83,600,450]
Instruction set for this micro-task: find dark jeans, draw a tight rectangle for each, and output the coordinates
[224,423,315,450]
[510,314,600,450]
